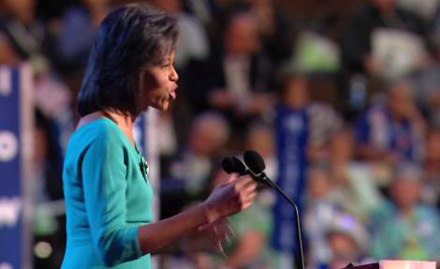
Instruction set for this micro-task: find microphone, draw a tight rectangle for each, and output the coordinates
[242,150,273,187]
[243,150,305,269]
[221,156,269,185]
[221,156,247,175]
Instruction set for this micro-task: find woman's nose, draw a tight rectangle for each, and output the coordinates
[170,66,179,82]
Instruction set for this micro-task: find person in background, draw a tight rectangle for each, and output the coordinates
[420,129,440,207]
[246,0,295,65]
[191,122,279,269]
[243,121,277,180]
[61,5,258,268]
[323,214,371,269]
[304,164,341,268]
[304,163,373,269]
[148,0,211,148]
[192,169,275,269]
[355,80,426,164]
[55,0,110,73]
[341,0,431,77]
[340,0,432,118]
[0,0,53,69]
[278,72,343,162]
[186,9,274,137]
[161,112,230,218]
[273,72,342,268]
[148,0,210,70]
[0,0,74,153]
[370,162,440,261]
[425,86,440,128]
[327,129,383,223]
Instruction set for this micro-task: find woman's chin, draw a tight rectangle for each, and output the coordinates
[151,101,170,111]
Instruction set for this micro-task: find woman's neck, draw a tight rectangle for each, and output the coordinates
[77,110,137,146]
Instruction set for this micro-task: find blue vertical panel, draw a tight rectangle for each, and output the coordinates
[273,105,308,261]
[0,66,23,269]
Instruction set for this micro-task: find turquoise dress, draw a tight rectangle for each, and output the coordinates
[62,118,154,268]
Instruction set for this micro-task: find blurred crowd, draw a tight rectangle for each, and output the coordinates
[3,0,440,268]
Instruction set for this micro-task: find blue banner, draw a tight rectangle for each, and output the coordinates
[0,65,32,269]
[273,105,308,255]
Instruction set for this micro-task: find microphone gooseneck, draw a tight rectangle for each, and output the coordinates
[243,150,305,269]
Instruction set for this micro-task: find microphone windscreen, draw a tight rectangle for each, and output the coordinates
[244,150,265,173]
[221,156,247,175]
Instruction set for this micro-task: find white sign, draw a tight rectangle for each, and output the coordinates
[0,197,22,227]
[0,131,18,162]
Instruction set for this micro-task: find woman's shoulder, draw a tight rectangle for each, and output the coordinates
[67,118,127,153]
[76,117,121,136]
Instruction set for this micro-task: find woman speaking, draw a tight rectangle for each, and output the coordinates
[61,3,257,268]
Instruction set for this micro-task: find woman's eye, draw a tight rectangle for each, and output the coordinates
[161,61,172,68]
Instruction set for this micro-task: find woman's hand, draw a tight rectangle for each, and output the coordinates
[186,218,232,255]
[137,174,257,256]
[202,174,258,227]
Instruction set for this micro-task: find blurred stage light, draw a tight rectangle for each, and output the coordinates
[34,241,52,259]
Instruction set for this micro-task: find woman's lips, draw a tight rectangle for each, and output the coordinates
[170,91,176,100]
[170,88,177,100]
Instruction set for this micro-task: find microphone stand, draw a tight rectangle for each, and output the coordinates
[257,173,305,269]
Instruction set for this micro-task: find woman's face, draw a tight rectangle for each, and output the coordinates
[139,51,178,111]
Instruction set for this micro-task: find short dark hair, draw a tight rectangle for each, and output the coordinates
[77,3,178,117]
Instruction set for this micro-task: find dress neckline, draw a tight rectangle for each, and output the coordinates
[76,116,141,156]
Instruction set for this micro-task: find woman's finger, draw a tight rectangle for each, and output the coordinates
[241,192,257,209]
[233,176,254,191]
[225,173,239,184]
[242,181,258,194]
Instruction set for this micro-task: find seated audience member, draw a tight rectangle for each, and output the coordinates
[148,0,210,70]
[191,122,280,269]
[370,163,440,260]
[248,0,294,65]
[243,121,278,180]
[425,85,440,128]
[327,130,384,223]
[0,0,52,69]
[340,0,432,117]
[55,0,110,72]
[278,72,343,162]
[323,214,371,269]
[305,164,373,269]
[341,0,432,77]
[420,129,440,207]
[186,9,274,133]
[355,80,426,164]
[161,112,230,218]
[304,164,341,268]
[192,170,276,269]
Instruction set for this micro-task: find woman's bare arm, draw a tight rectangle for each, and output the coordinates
[137,175,257,255]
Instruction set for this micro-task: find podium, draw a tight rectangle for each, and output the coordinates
[345,260,436,269]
